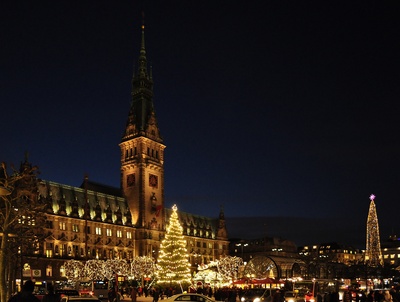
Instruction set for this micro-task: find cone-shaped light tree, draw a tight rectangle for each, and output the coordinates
[157,204,191,287]
[365,194,383,267]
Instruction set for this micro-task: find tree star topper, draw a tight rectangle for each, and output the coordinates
[369,194,375,201]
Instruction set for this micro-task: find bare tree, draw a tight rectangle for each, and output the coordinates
[0,159,46,301]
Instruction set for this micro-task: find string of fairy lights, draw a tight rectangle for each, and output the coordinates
[63,205,243,286]
[156,204,192,285]
[63,258,156,283]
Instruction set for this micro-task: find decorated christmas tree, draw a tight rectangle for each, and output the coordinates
[156,204,191,287]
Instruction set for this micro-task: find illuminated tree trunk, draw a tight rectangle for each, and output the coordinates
[0,232,10,302]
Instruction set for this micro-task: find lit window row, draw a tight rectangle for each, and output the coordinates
[46,244,134,260]
[125,147,138,159]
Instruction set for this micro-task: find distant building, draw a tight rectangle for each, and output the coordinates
[230,237,298,262]
[229,237,303,279]
[298,242,362,265]
[381,235,400,266]
[18,25,229,286]
[297,242,363,279]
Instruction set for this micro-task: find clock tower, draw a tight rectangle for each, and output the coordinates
[119,25,166,255]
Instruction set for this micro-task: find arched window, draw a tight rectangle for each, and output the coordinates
[46,265,52,277]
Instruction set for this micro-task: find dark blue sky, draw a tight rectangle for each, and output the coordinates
[1,1,400,247]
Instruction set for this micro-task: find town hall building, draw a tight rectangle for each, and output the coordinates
[21,25,229,285]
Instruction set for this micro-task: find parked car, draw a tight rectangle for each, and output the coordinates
[241,288,270,302]
[163,293,215,302]
[56,289,80,297]
[60,295,101,302]
[284,291,305,302]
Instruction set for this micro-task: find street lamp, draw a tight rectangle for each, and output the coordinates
[235,242,248,260]
[312,278,316,298]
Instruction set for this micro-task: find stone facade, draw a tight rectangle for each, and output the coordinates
[20,25,229,284]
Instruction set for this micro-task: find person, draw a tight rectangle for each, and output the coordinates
[272,289,283,302]
[108,288,116,302]
[343,289,352,302]
[152,288,160,302]
[330,291,340,302]
[131,287,137,302]
[376,291,384,302]
[8,280,40,302]
[383,291,393,302]
[367,290,375,302]
[360,291,367,302]
[42,283,61,302]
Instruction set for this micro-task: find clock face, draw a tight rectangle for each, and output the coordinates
[149,174,158,188]
[127,174,135,187]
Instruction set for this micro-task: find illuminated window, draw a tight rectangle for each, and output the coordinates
[127,231,132,239]
[46,265,52,277]
[106,229,112,236]
[72,224,79,232]
[390,254,395,259]
[95,227,102,235]
[117,230,122,238]
[60,266,66,277]
[384,255,389,259]
[60,244,66,256]
[46,249,52,257]
[59,222,66,230]
[45,243,53,258]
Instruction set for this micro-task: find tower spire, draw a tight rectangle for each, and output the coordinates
[138,22,147,78]
[122,21,162,143]
[120,21,165,236]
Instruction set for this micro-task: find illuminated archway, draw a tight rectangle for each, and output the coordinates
[243,256,278,279]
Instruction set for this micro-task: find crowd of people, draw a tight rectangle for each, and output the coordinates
[7,280,400,302]
[102,285,400,302]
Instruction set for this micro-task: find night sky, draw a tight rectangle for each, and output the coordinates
[1,1,400,248]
